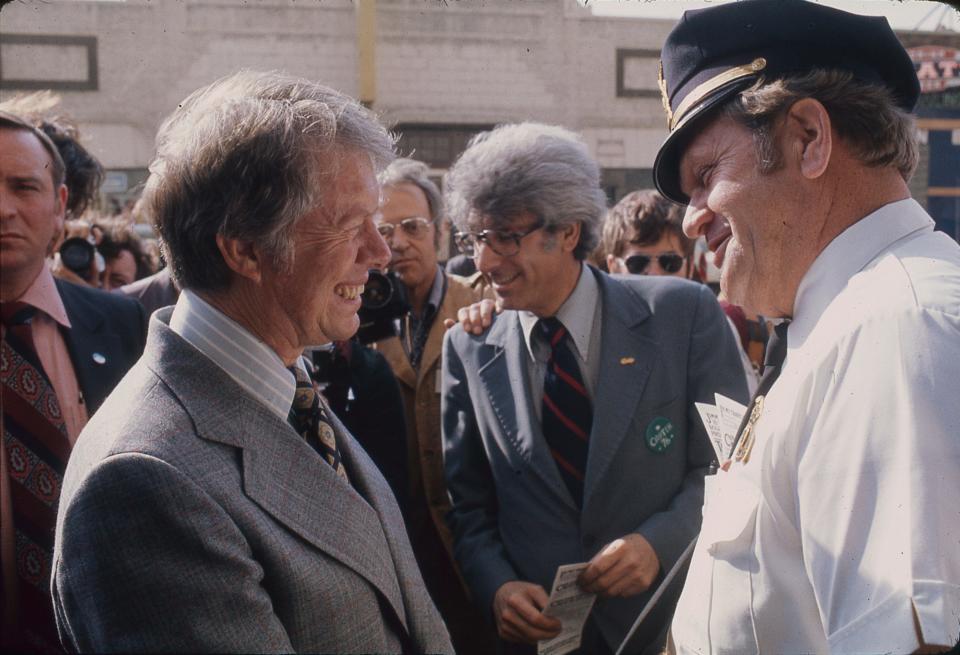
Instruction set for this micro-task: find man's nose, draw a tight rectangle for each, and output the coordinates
[364,220,392,270]
[683,202,712,240]
[474,241,500,275]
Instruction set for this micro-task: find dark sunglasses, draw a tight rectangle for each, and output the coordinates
[623,253,686,275]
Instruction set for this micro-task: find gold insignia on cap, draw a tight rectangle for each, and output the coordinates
[620,357,636,365]
[658,60,673,128]
[670,57,768,131]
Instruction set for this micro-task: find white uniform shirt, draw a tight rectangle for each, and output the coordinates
[672,198,960,654]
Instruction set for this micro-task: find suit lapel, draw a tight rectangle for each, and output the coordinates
[56,280,124,414]
[377,336,416,390]
[478,313,577,511]
[238,411,408,633]
[583,273,655,506]
[145,316,408,632]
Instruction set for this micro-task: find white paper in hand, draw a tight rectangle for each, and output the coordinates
[695,402,726,462]
[714,393,748,455]
[538,563,597,655]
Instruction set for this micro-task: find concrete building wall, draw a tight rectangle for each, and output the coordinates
[0,0,672,177]
[3,0,954,214]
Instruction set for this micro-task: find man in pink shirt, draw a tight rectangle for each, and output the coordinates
[0,111,145,652]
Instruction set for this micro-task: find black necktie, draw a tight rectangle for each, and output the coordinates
[728,320,790,460]
[539,317,593,506]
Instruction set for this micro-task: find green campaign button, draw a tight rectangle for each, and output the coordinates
[645,417,675,454]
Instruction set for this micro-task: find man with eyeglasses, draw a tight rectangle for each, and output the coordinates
[373,158,495,655]
[440,123,747,655]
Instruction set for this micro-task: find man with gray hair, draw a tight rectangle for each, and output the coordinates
[373,157,494,654]
[440,122,746,654]
[51,71,453,653]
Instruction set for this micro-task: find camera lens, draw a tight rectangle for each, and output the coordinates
[361,270,394,309]
[59,238,95,275]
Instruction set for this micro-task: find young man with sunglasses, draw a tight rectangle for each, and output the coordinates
[373,158,495,655]
[603,190,693,279]
[440,123,747,655]
[602,189,762,394]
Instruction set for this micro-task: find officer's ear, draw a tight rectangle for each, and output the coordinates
[784,98,832,181]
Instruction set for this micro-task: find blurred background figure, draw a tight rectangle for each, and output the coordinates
[95,219,154,290]
[373,157,495,655]
[601,189,763,393]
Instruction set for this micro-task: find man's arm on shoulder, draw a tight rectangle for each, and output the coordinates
[440,330,517,616]
[54,453,293,653]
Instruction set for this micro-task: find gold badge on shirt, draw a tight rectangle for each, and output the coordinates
[734,395,765,464]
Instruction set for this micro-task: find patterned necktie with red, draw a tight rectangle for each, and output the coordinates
[288,365,349,483]
[539,317,593,507]
[1,301,70,653]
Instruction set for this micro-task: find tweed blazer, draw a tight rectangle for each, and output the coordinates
[375,272,487,556]
[442,269,748,652]
[52,309,454,654]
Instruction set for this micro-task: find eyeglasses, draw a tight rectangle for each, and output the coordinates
[621,253,686,275]
[454,223,544,258]
[376,217,433,241]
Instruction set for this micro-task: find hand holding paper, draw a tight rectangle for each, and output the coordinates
[579,534,660,597]
[494,580,562,645]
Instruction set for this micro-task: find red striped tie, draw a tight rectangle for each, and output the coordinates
[1,302,69,652]
[539,317,592,506]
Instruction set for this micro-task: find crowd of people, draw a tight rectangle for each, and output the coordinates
[1,0,958,654]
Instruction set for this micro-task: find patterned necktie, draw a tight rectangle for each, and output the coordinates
[288,365,349,482]
[729,320,790,460]
[1,301,70,652]
[539,317,593,506]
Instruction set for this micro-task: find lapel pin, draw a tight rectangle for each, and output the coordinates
[92,352,106,365]
[620,357,635,365]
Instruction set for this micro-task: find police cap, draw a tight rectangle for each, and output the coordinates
[652,0,920,205]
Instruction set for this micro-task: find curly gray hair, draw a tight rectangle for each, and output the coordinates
[443,122,606,261]
[145,69,395,292]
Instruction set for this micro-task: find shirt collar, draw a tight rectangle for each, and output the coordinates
[419,265,445,319]
[791,198,933,345]
[169,289,296,420]
[519,263,598,361]
[15,265,71,328]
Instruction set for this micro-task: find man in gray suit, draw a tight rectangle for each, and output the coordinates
[441,123,747,654]
[52,71,454,654]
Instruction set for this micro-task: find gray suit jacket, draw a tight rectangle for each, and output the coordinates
[442,269,748,652]
[52,309,453,654]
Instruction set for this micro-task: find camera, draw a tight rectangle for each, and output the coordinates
[59,237,97,277]
[355,269,410,344]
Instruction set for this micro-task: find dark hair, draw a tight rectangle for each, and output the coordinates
[39,120,104,219]
[602,189,692,258]
[96,220,154,281]
[0,111,67,191]
[0,93,104,218]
